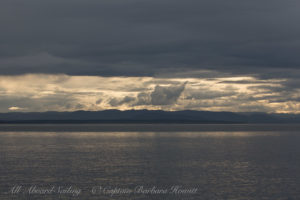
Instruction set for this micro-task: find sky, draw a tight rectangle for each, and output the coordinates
[0,0,300,113]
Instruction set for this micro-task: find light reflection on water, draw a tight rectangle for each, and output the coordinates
[0,131,281,137]
[0,129,300,199]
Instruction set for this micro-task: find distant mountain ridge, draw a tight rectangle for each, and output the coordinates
[0,110,300,123]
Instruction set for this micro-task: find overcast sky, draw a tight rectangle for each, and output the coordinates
[0,0,299,113]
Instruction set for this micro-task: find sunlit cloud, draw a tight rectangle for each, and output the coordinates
[0,74,299,113]
[8,106,26,111]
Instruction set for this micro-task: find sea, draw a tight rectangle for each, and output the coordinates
[0,124,300,200]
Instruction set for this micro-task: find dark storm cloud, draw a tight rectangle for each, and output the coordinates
[135,83,186,106]
[109,96,135,106]
[150,84,186,105]
[0,0,300,82]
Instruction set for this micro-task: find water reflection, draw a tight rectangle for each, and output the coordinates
[0,130,300,199]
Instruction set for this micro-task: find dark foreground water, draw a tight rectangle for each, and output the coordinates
[0,124,300,200]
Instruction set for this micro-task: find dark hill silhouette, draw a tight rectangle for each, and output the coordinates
[0,110,300,123]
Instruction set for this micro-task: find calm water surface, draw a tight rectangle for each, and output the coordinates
[0,124,300,199]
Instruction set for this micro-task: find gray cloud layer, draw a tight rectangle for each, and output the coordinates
[1,0,300,81]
